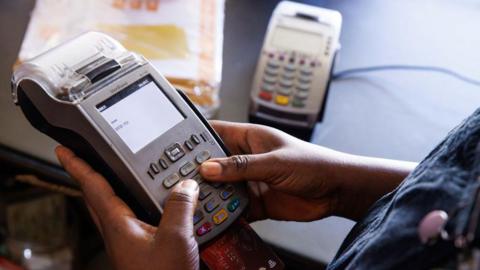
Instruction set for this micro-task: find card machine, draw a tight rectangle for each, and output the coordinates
[10,32,248,244]
[249,1,342,140]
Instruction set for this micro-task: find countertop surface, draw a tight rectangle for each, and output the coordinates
[1,0,480,264]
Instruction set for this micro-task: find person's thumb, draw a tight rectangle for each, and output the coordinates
[199,153,278,182]
[157,180,199,238]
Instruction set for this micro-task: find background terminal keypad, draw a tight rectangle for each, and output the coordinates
[257,51,320,108]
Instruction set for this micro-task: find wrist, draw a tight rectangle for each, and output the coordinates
[321,151,416,221]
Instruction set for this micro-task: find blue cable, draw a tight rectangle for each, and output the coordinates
[332,65,480,87]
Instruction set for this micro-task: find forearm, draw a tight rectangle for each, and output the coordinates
[325,150,417,221]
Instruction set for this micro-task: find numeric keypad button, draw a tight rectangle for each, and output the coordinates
[196,222,212,236]
[282,72,295,81]
[193,210,204,225]
[179,161,196,176]
[219,185,234,200]
[279,79,294,88]
[199,184,212,200]
[204,197,220,213]
[275,95,290,106]
[163,173,180,189]
[210,182,223,188]
[261,82,275,92]
[263,75,277,84]
[298,75,312,84]
[192,174,204,184]
[296,82,311,92]
[212,209,229,225]
[300,67,314,76]
[227,198,240,212]
[284,63,296,72]
[264,67,278,77]
[277,87,292,96]
[259,91,273,101]
[295,91,309,100]
[292,99,306,108]
[266,60,280,69]
[195,150,211,164]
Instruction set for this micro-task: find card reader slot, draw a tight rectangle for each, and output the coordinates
[85,59,121,83]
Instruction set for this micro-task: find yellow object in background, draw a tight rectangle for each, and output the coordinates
[99,24,189,60]
[112,0,160,11]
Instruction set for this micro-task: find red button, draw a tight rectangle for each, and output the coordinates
[258,91,272,101]
[196,222,212,236]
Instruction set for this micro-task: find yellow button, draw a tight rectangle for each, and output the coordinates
[212,209,228,225]
[275,95,289,106]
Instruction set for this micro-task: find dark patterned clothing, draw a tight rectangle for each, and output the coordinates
[328,108,480,270]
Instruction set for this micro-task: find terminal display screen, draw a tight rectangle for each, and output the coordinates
[97,76,184,153]
[271,26,324,55]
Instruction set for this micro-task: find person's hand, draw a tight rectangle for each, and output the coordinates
[200,121,415,222]
[55,146,200,270]
[199,121,344,222]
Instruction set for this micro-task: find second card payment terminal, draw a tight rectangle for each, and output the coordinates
[11,32,248,244]
[249,1,342,140]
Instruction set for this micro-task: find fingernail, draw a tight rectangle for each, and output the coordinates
[180,179,198,192]
[54,145,64,156]
[201,162,222,177]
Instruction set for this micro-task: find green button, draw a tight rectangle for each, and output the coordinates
[292,99,305,108]
[227,198,240,212]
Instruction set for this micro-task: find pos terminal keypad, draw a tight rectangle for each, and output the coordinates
[146,131,245,240]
